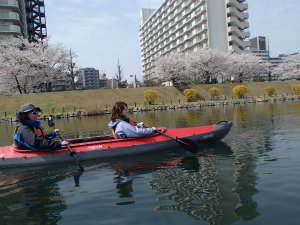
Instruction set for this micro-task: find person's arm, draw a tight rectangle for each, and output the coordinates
[45,130,57,139]
[115,121,155,138]
[19,126,62,150]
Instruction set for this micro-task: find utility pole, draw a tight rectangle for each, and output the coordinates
[267,38,271,82]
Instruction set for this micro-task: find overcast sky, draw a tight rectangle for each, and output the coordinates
[45,0,300,81]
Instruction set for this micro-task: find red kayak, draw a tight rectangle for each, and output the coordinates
[0,121,232,168]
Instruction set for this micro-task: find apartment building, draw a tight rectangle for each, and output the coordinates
[0,0,47,41]
[139,0,250,79]
[250,36,284,80]
[80,67,101,90]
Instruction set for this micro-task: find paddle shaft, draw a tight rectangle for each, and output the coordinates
[154,129,188,145]
[52,125,84,171]
[144,125,198,153]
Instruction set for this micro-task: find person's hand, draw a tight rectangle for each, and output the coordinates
[139,122,145,128]
[54,129,60,134]
[61,141,68,146]
[152,127,156,131]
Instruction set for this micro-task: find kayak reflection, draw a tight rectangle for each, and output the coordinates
[109,152,201,206]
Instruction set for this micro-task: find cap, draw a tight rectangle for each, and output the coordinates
[20,104,41,113]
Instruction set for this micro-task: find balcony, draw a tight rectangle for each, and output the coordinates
[228,35,250,48]
[0,24,21,34]
[0,0,20,11]
[228,16,249,29]
[228,44,250,53]
[0,11,23,25]
[225,0,248,12]
[226,6,249,20]
[228,26,250,39]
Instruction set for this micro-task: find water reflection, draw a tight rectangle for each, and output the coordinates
[233,105,249,128]
[148,142,259,224]
[0,166,71,224]
[1,100,299,225]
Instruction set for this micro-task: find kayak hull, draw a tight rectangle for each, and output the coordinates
[0,121,232,168]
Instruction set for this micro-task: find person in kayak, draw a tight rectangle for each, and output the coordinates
[14,103,69,151]
[108,102,156,139]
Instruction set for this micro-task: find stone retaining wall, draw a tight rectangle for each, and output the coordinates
[1,96,300,123]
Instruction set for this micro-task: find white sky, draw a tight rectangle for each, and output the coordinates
[45,0,300,81]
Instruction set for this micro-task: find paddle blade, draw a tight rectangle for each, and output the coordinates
[48,116,54,127]
[177,138,199,153]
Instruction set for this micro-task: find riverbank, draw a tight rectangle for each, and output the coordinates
[1,81,299,120]
[1,95,300,123]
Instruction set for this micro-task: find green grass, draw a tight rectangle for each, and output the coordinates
[1,81,299,119]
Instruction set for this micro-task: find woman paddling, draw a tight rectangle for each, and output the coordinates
[14,103,69,151]
[108,102,156,139]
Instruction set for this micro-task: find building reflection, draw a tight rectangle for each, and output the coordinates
[145,142,260,224]
[107,141,259,224]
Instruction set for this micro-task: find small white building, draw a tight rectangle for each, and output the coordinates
[162,81,173,86]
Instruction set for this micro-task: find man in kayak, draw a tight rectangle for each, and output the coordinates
[14,103,69,151]
[108,102,156,139]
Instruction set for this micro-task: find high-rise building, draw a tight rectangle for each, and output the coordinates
[80,67,101,89]
[250,36,269,60]
[250,36,285,81]
[0,0,47,41]
[139,0,250,79]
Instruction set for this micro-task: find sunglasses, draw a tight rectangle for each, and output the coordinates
[29,111,39,115]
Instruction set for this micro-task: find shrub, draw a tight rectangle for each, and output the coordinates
[233,85,248,98]
[183,89,197,102]
[143,90,158,104]
[266,86,275,96]
[291,84,300,95]
[209,87,220,97]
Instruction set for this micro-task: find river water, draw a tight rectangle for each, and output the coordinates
[0,100,299,225]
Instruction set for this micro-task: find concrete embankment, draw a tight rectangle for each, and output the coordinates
[1,96,299,124]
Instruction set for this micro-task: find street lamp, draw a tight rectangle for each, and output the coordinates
[130,75,137,88]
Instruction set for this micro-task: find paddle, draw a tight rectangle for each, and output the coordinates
[48,116,84,171]
[144,125,198,153]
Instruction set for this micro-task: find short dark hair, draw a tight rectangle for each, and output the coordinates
[111,102,128,121]
[18,112,29,121]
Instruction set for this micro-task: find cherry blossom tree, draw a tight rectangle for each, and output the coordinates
[65,48,81,90]
[153,52,185,85]
[0,37,37,93]
[0,36,69,94]
[273,53,300,80]
[185,48,228,84]
[35,39,69,92]
[226,52,268,83]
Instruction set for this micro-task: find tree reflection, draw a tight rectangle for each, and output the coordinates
[146,142,259,224]
[0,166,72,224]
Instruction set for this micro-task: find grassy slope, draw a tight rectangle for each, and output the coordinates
[1,81,299,118]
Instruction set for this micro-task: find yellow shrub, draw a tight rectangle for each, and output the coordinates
[291,84,300,95]
[143,90,158,104]
[233,85,248,98]
[183,89,197,102]
[266,86,275,96]
[209,87,220,97]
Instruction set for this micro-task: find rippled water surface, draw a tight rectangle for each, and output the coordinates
[0,100,300,225]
